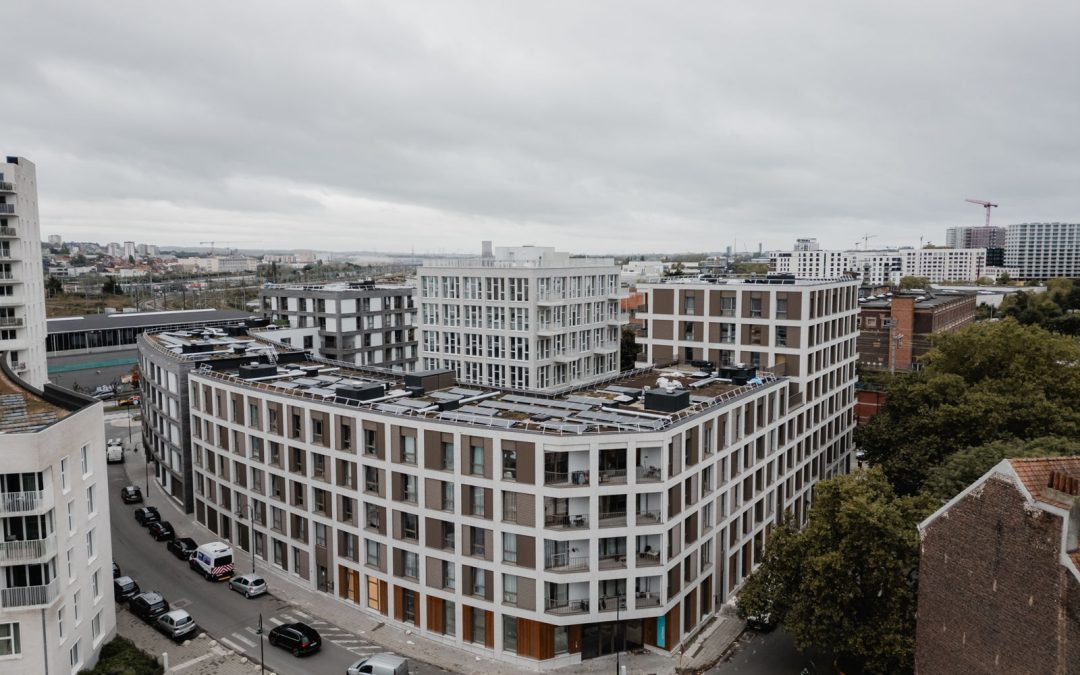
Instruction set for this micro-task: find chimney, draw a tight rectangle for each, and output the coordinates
[481,241,493,259]
[1047,470,1080,554]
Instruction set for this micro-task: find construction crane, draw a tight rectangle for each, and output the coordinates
[855,234,877,250]
[965,198,998,227]
[199,241,216,255]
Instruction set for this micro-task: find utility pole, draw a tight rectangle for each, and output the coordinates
[257,613,265,675]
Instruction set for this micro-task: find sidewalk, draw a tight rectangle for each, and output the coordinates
[117,418,744,674]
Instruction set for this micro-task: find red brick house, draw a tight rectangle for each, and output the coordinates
[916,457,1080,674]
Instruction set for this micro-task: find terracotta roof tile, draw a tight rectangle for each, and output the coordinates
[1008,457,1080,510]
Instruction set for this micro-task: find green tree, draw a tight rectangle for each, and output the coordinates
[857,319,1080,494]
[897,276,930,290]
[102,276,123,295]
[733,261,769,275]
[45,275,63,296]
[620,327,639,371]
[996,271,1011,285]
[922,436,1080,502]
[71,253,87,266]
[737,469,935,675]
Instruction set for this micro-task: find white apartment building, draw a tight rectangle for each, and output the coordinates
[1003,222,1080,280]
[182,326,853,668]
[418,245,622,393]
[0,361,116,673]
[769,248,986,284]
[259,282,417,370]
[0,156,48,389]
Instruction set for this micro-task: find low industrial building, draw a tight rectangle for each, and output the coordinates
[856,292,976,371]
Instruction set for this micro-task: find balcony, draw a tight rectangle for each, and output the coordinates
[544,513,589,530]
[636,509,661,526]
[0,490,46,515]
[544,470,590,488]
[636,465,661,483]
[598,468,627,485]
[636,551,662,567]
[598,553,627,570]
[0,204,13,215]
[0,317,23,328]
[598,510,627,528]
[0,182,13,192]
[634,591,662,609]
[544,553,589,573]
[545,599,589,615]
[0,579,59,609]
[0,535,56,563]
[0,227,14,238]
[597,595,627,612]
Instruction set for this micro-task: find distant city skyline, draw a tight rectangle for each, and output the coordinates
[6,1,1080,253]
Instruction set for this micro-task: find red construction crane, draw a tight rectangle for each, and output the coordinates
[965,198,998,227]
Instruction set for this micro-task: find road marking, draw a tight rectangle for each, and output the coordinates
[244,627,259,636]
[268,617,283,626]
[170,652,217,671]
[280,613,296,622]
[293,610,312,620]
[219,637,246,654]
[231,632,256,648]
[333,639,362,644]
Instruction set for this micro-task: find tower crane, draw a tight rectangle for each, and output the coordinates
[200,241,216,255]
[965,199,998,227]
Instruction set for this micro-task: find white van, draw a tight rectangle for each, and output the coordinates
[106,443,124,464]
[346,654,409,675]
[189,541,234,581]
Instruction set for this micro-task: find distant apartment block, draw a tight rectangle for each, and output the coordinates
[769,248,986,284]
[1003,222,1080,280]
[260,282,417,371]
[916,458,1080,674]
[0,360,117,672]
[0,156,48,388]
[856,292,976,371]
[417,244,622,392]
[945,225,1006,249]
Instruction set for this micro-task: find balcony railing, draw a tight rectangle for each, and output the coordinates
[0,317,23,328]
[598,468,627,485]
[637,551,662,567]
[0,490,45,515]
[0,579,59,609]
[635,591,662,608]
[598,595,627,612]
[0,535,56,563]
[0,204,14,215]
[636,466,662,482]
[544,470,590,487]
[636,509,661,525]
[0,227,14,237]
[544,513,589,530]
[545,599,590,615]
[544,554,589,572]
[0,182,13,192]
[598,553,627,570]
[598,511,627,528]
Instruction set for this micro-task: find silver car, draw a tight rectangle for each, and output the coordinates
[156,610,198,641]
[347,653,409,675]
[228,573,267,598]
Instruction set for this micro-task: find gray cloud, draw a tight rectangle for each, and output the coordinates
[7,1,1080,253]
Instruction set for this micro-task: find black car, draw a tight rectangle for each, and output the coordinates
[112,561,121,578]
[166,537,198,560]
[113,576,140,603]
[134,506,161,526]
[120,486,143,504]
[129,591,170,622]
[148,521,176,541]
[268,622,321,656]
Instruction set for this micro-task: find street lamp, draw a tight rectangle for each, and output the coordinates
[615,592,625,675]
[236,503,257,573]
[256,612,265,675]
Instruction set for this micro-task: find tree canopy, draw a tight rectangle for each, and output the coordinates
[737,469,935,675]
[921,436,1080,501]
[897,276,930,290]
[856,318,1080,494]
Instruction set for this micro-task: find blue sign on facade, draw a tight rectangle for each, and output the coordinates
[657,616,666,648]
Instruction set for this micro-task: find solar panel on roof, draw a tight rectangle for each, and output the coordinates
[447,388,483,397]
[374,403,412,415]
[437,411,517,429]
[539,421,591,434]
[305,387,338,398]
[428,392,463,401]
[567,395,609,407]
[393,399,432,409]
[292,378,322,386]
[605,386,643,395]
[458,405,497,416]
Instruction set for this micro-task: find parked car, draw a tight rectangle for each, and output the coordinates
[347,654,410,675]
[167,537,198,561]
[156,609,198,641]
[267,622,321,656]
[129,591,170,623]
[134,506,160,526]
[117,395,141,407]
[112,561,121,578]
[113,576,140,603]
[148,521,175,541]
[189,541,234,581]
[106,443,124,464]
[228,574,267,598]
[120,485,143,504]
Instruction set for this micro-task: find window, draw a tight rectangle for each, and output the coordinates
[441,442,454,471]
[502,533,517,564]
[70,639,80,669]
[402,436,416,464]
[502,614,518,651]
[442,560,455,589]
[86,485,96,516]
[86,529,95,561]
[442,482,454,511]
[73,591,81,624]
[776,326,788,347]
[366,540,380,566]
[58,606,65,641]
[60,457,69,492]
[470,605,486,644]
[366,575,382,611]
[91,612,101,641]
[502,450,517,480]
[315,523,327,548]
[502,492,518,523]
[91,571,100,600]
[471,488,484,517]
[0,623,19,656]
[402,513,418,540]
[471,445,484,476]
[402,589,416,624]
[472,568,486,597]
[471,528,485,557]
[66,548,74,580]
[401,475,417,503]
[364,429,377,456]
[403,551,418,579]
[365,503,380,530]
[80,444,89,475]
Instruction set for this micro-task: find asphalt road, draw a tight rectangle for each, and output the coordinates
[705,628,827,675]
[104,413,440,675]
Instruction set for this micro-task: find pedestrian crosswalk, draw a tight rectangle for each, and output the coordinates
[225,610,384,658]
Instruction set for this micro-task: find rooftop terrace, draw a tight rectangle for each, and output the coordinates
[0,362,73,433]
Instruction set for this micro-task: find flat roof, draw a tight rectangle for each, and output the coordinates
[640,276,856,287]
[48,309,255,334]
[192,356,781,436]
[0,365,70,433]
[859,293,971,309]
[142,327,304,363]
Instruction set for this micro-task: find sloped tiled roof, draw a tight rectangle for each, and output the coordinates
[1008,457,1080,511]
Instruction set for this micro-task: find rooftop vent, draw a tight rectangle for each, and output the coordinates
[644,388,690,413]
[181,342,214,354]
[335,383,385,402]
[404,369,456,396]
[717,365,757,385]
[237,363,277,380]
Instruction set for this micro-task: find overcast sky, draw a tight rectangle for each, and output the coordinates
[7,1,1080,254]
